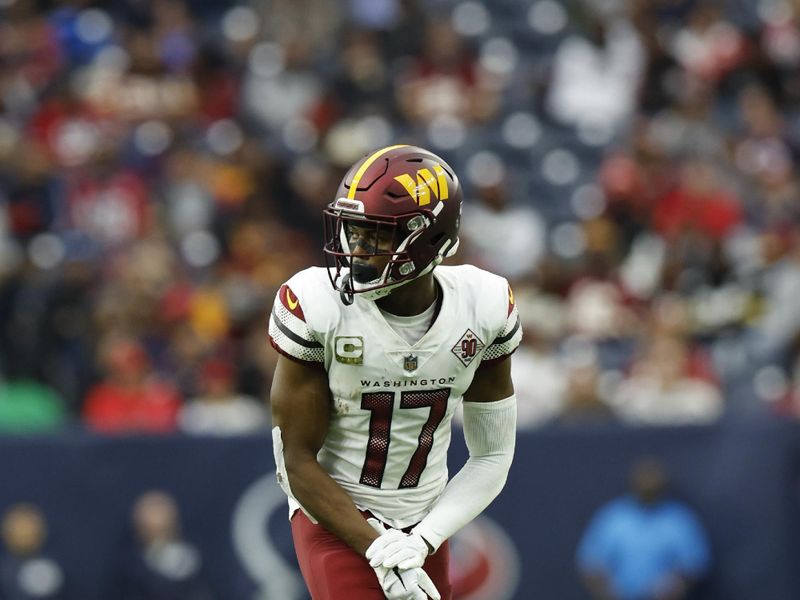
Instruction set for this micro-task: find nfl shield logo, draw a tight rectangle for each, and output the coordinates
[403,354,418,372]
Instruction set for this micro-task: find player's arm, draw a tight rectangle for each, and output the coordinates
[464,350,515,400]
[271,354,380,555]
[367,355,517,570]
[412,355,516,550]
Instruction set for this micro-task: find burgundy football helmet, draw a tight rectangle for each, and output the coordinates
[323,145,462,304]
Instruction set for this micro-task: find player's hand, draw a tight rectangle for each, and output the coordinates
[372,564,441,600]
[366,518,440,599]
[366,520,411,564]
[367,527,429,570]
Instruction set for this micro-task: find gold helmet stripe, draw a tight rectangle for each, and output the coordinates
[347,144,409,199]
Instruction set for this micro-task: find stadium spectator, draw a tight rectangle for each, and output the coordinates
[746,234,800,366]
[577,458,711,600]
[327,30,393,115]
[178,357,268,435]
[668,2,746,84]
[613,333,723,424]
[556,354,617,426]
[109,490,214,600]
[83,337,181,434]
[0,377,66,433]
[565,279,638,340]
[512,331,618,429]
[394,18,499,125]
[243,37,324,133]
[459,167,546,280]
[545,6,645,131]
[651,158,743,244]
[510,334,568,429]
[0,504,66,600]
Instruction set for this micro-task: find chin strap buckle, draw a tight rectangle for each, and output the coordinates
[339,273,354,306]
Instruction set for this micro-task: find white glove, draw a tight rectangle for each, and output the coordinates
[367,518,440,600]
[367,528,429,570]
[372,564,440,600]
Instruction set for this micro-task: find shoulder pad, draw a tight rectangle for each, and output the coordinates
[268,268,332,366]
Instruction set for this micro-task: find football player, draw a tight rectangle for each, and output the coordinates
[269,145,520,600]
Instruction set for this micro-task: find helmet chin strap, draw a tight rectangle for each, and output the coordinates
[339,273,354,306]
[341,255,443,302]
[344,261,401,301]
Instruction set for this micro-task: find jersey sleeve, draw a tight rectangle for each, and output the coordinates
[268,282,325,366]
[482,283,522,363]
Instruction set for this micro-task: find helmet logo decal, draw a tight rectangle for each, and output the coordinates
[393,164,449,207]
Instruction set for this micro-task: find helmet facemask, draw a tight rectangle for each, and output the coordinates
[323,205,437,304]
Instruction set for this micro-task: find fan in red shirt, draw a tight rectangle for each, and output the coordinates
[83,337,181,434]
[652,158,743,241]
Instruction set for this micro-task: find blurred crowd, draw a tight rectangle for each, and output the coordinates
[1,0,799,434]
[0,493,216,599]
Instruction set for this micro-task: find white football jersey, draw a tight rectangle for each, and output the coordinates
[269,265,521,528]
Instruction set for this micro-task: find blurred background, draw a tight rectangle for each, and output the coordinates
[0,0,799,598]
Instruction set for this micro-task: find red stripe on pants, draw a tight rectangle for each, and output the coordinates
[290,511,452,600]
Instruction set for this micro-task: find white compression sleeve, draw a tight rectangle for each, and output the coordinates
[412,394,516,552]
